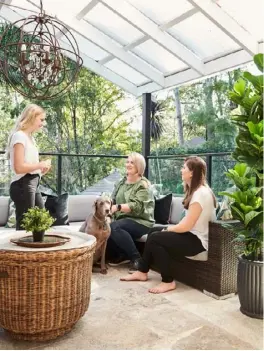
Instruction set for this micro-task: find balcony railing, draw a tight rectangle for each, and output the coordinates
[0,151,234,197]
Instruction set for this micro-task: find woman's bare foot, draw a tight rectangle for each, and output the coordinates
[148,281,176,294]
[120,271,148,281]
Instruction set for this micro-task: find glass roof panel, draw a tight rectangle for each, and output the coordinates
[132,40,187,74]
[66,32,109,61]
[10,0,37,16]
[105,59,150,85]
[168,12,240,60]
[84,3,143,46]
[27,0,90,18]
[126,0,193,25]
[218,0,264,41]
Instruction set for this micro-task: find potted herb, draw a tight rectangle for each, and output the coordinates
[21,207,55,242]
[220,53,263,319]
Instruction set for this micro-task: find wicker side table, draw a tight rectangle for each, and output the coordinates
[0,230,96,341]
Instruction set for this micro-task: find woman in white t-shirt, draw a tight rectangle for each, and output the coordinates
[7,104,51,230]
[120,156,217,294]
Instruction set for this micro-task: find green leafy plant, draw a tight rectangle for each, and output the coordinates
[220,163,263,260]
[220,53,263,261]
[21,207,55,233]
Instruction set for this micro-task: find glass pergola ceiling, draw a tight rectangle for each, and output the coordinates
[0,0,263,96]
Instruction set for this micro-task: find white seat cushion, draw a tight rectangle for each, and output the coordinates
[185,251,208,261]
[68,195,98,222]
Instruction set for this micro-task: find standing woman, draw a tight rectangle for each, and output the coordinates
[121,156,217,294]
[7,104,51,230]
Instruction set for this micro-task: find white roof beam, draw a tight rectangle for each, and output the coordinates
[159,8,198,31]
[49,16,165,86]
[98,36,148,65]
[163,51,253,92]
[188,0,258,56]
[0,0,12,11]
[137,49,255,96]
[100,0,205,75]
[76,0,100,20]
[72,21,164,86]
[80,55,138,95]
[99,7,198,65]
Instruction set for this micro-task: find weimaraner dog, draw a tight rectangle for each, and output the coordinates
[79,197,111,274]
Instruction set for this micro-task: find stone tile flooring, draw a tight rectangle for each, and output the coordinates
[0,267,263,350]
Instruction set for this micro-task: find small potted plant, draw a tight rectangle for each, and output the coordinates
[21,207,55,242]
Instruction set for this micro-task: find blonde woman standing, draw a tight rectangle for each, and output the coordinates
[7,104,51,230]
[107,152,155,271]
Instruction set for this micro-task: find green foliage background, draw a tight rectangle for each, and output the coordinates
[0,28,250,197]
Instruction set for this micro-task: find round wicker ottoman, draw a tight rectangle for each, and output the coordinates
[0,230,96,341]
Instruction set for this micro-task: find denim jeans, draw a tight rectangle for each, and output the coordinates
[10,173,44,230]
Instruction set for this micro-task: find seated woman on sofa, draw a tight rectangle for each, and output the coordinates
[107,152,155,271]
[120,156,217,294]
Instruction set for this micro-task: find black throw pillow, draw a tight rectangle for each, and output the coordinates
[43,193,69,226]
[154,193,173,224]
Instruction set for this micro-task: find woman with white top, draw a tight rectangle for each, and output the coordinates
[7,104,51,230]
[120,156,217,294]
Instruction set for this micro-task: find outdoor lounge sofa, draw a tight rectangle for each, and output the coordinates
[0,194,237,299]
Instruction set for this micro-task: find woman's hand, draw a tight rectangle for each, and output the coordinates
[40,159,51,175]
[111,204,118,214]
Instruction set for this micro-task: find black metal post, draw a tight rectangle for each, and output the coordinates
[142,93,151,178]
[206,155,212,187]
[57,155,62,195]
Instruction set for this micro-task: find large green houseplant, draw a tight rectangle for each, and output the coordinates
[21,207,55,242]
[221,53,263,319]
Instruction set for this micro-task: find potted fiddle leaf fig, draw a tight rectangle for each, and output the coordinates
[21,207,55,242]
[220,53,263,319]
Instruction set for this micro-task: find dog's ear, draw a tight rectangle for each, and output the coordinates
[93,200,98,210]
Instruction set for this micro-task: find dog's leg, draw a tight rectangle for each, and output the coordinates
[100,240,108,274]
[79,219,87,233]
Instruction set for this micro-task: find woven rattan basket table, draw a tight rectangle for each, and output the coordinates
[0,230,96,341]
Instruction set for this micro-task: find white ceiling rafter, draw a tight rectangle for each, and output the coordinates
[98,36,148,65]
[0,6,138,95]
[53,16,165,87]
[100,0,205,75]
[187,0,258,56]
[0,0,262,97]
[76,0,100,20]
[97,8,197,66]
[0,0,12,11]
[159,8,198,31]
[137,49,253,97]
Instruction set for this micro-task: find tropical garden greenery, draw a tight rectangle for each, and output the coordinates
[0,20,254,197]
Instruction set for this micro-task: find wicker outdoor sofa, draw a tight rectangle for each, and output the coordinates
[0,194,238,299]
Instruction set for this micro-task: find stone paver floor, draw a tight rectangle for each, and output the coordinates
[0,267,263,350]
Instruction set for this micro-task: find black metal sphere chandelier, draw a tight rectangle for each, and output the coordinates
[0,0,83,100]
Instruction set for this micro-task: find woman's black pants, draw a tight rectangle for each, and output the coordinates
[107,218,150,261]
[10,174,44,230]
[138,230,206,283]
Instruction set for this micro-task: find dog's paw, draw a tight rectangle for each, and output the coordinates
[100,268,108,275]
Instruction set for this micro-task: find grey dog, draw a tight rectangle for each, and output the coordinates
[79,197,111,274]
